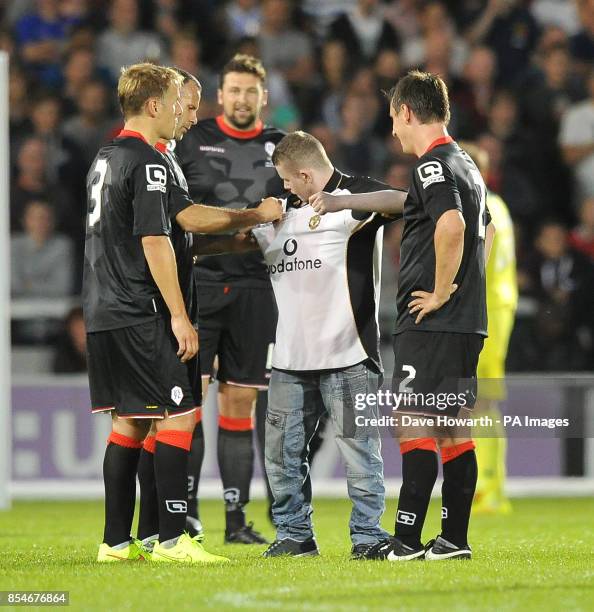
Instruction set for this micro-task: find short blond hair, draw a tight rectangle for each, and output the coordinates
[118,63,183,119]
[272,131,331,170]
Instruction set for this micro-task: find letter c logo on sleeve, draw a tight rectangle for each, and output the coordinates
[417,161,445,189]
[146,164,167,192]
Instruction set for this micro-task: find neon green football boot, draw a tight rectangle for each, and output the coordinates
[97,539,148,562]
[151,533,230,564]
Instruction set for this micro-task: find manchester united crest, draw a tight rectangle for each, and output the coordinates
[309,215,321,230]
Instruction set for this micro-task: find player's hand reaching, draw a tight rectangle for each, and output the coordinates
[308,191,346,215]
[408,284,458,324]
[256,197,283,223]
[171,314,199,362]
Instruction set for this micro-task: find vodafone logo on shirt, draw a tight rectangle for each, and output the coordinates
[267,238,322,275]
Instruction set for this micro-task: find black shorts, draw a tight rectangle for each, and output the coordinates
[88,317,202,419]
[198,285,276,388]
[392,330,484,417]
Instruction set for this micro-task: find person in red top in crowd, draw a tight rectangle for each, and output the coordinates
[569,196,594,260]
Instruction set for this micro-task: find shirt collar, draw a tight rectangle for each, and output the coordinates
[117,129,149,144]
[322,168,343,192]
[424,135,454,155]
[216,114,264,139]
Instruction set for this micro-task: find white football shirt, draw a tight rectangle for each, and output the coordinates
[251,170,398,372]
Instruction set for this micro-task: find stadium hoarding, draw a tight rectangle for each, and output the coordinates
[12,375,593,494]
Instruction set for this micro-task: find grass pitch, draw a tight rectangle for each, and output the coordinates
[1,497,592,611]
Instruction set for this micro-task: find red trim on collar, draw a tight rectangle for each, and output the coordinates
[117,129,149,144]
[216,114,263,139]
[425,135,454,155]
[155,141,167,153]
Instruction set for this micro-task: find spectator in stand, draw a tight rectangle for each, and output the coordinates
[346,66,380,121]
[170,33,217,106]
[10,137,77,239]
[517,43,575,218]
[372,47,402,136]
[534,24,570,58]
[384,0,420,41]
[569,197,594,260]
[560,67,594,205]
[62,80,116,169]
[519,219,594,370]
[224,0,262,40]
[29,93,86,208]
[317,38,348,130]
[336,91,384,177]
[530,0,580,35]
[401,1,468,76]
[257,0,316,120]
[453,45,498,138]
[9,65,32,160]
[328,0,400,66]
[461,0,540,85]
[570,0,594,69]
[61,46,99,117]
[52,306,87,373]
[15,0,82,87]
[152,0,183,41]
[11,200,74,298]
[384,160,412,192]
[476,126,539,223]
[96,0,166,83]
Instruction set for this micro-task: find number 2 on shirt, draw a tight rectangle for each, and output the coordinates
[469,169,486,240]
[89,158,108,228]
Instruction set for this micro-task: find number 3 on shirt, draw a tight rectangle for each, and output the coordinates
[88,158,108,228]
[469,169,487,240]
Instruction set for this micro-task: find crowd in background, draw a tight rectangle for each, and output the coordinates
[4,0,594,372]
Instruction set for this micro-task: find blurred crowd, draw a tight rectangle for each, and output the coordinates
[4,0,594,372]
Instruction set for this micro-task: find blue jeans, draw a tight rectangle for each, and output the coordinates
[265,363,389,545]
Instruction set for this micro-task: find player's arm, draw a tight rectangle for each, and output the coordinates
[175,197,282,233]
[141,236,197,363]
[408,210,465,324]
[192,232,260,257]
[133,159,197,362]
[309,189,407,216]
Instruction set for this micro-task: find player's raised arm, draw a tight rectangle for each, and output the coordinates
[308,189,407,216]
[175,197,282,233]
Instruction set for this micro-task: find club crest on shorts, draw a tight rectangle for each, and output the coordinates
[309,214,321,230]
[223,487,240,504]
[171,386,184,405]
[166,499,187,513]
[396,510,417,526]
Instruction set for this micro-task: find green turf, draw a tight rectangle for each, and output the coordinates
[0,497,592,611]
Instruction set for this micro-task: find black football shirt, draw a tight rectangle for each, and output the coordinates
[396,137,490,336]
[176,115,285,287]
[156,141,197,323]
[83,131,180,332]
